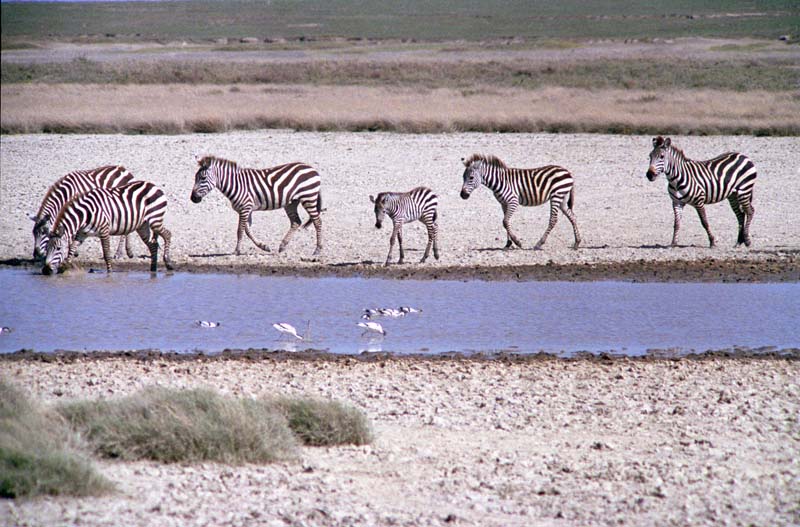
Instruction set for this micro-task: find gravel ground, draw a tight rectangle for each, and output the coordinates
[0,355,797,527]
[1,131,798,279]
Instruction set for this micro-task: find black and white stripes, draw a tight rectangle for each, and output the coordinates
[460,153,581,250]
[190,156,322,256]
[370,186,440,266]
[647,136,757,247]
[43,180,173,274]
[30,165,134,261]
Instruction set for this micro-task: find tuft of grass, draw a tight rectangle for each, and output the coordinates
[271,397,374,447]
[0,379,111,498]
[58,387,300,464]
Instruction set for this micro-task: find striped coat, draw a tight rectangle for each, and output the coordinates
[370,186,440,266]
[646,136,757,247]
[190,156,322,257]
[460,153,581,249]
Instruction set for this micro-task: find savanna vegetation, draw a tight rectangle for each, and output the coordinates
[1,380,372,499]
[1,0,798,135]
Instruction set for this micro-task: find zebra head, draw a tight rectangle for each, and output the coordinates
[42,228,68,275]
[369,193,388,229]
[647,136,673,181]
[460,157,483,199]
[191,157,218,203]
[30,214,51,261]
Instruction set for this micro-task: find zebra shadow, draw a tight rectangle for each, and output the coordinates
[189,252,236,258]
[630,244,693,249]
[329,260,377,267]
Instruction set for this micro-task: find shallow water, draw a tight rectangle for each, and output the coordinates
[0,269,798,355]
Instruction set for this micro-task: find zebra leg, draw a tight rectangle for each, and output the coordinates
[279,202,303,253]
[397,224,405,264]
[113,236,127,259]
[671,202,684,247]
[239,209,270,254]
[534,200,560,250]
[99,230,113,273]
[501,200,522,249]
[694,203,715,247]
[560,200,581,249]
[742,198,755,247]
[385,221,401,266]
[728,195,746,246]
[137,224,159,272]
[421,220,435,263]
[155,226,174,270]
[301,199,323,256]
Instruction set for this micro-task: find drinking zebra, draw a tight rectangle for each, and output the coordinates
[460,154,580,250]
[30,165,135,261]
[190,156,322,257]
[369,186,440,266]
[646,136,757,247]
[43,181,173,275]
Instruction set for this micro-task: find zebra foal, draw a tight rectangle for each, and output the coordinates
[646,136,757,247]
[460,154,580,250]
[30,165,135,261]
[370,187,440,266]
[43,181,173,275]
[190,156,323,257]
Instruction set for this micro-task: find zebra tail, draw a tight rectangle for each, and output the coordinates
[302,191,322,229]
[568,186,575,210]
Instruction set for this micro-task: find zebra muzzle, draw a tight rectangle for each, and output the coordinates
[190,194,203,203]
[460,190,471,199]
[646,168,657,181]
[375,221,382,229]
[42,264,54,276]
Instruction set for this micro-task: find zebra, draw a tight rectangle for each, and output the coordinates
[43,180,173,275]
[646,136,757,247]
[190,156,322,257]
[30,165,136,261]
[369,186,440,266]
[460,154,580,250]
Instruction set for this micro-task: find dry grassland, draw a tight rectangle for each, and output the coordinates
[3,83,799,136]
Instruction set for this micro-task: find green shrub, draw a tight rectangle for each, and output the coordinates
[0,379,110,498]
[271,397,373,447]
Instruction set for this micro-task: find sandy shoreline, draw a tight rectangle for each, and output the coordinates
[1,131,798,280]
[1,354,797,526]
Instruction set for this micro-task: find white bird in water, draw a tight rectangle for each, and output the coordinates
[196,320,220,328]
[0,326,11,335]
[399,306,422,314]
[357,321,386,336]
[273,322,305,340]
[377,308,404,318]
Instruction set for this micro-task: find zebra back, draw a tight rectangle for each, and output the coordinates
[36,166,134,223]
[52,180,167,240]
[374,186,438,223]
[463,154,573,207]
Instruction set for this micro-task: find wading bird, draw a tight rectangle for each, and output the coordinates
[357,321,386,336]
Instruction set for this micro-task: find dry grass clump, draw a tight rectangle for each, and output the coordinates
[0,379,111,498]
[2,83,798,136]
[271,397,374,447]
[57,386,299,464]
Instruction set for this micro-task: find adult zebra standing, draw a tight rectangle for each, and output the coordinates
[646,136,757,247]
[190,156,323,257]
[369,186,440,266]
[43,181,173,275]
[30,166,135,261]
[459,154,580,250]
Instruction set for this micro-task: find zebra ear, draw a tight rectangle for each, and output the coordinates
[369,195,375,203]
[28,212,37,222]
[663,137,671,147]
[652,136,662,147]
[461,157,468,167]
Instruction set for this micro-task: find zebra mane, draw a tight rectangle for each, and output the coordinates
[198,156,238,170]
[464,153,507,169]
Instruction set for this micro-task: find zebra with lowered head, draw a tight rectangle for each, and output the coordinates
[646,136,757,247]
[460,153,580,250]
[190,156,323,257]
[43,180,173,275]
[370,186,440,266]
[30,165,135,262]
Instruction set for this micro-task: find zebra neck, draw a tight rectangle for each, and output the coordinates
[666,150,694,182]
[214,167,239,200]
[481,167,506,192]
